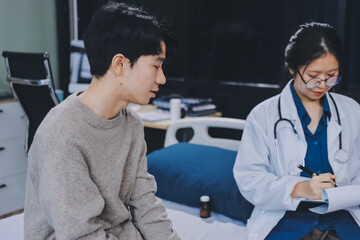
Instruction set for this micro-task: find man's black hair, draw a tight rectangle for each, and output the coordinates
[84,2,176,77]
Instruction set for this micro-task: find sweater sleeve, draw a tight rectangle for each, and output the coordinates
[127,136,179,240]
[38,151,119,240]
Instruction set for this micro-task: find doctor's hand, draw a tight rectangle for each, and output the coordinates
[291,173,337,200]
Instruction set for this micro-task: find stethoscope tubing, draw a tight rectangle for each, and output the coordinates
[274,92,342,175]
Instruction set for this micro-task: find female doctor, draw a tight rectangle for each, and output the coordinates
[233,22,360,240]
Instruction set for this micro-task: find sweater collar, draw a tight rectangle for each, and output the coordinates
[71,92,125,129]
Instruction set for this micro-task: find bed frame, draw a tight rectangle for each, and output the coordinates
[162,117,247,239]
[164,117,246,151]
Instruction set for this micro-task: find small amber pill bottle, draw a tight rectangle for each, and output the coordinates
[200,195,211,218]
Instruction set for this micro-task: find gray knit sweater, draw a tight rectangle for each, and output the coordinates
[24,93,178,240]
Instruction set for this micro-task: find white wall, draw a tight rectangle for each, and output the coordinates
[0,0,59,97]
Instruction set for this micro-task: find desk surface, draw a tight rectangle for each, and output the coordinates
[0,98,15,104]
[135,104,222,130]
[0,209,23,220]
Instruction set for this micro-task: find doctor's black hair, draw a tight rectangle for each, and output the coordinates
[83,2,177,78]
[280,22,343,89]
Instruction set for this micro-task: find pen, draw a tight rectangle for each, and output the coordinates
[297,164,316,176]
[297,164,337,187]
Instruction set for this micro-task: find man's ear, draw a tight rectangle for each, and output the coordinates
[111,54,126,75]
[289,68,294,75]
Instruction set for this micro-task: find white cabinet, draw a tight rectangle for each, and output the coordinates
[0,173,27,216]
[0,138,28,178]
[0,100,27,142]
[0,99,27,216]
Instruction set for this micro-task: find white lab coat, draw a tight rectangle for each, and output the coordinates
[233,81,360,240]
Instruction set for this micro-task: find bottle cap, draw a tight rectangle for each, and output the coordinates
[200,195,210,202]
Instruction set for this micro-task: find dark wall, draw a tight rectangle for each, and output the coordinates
[158,80,279,119]
[57,0,360,119]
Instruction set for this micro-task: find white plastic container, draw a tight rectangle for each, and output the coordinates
[170,98,181,121]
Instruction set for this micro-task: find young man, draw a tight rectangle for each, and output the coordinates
[24,2,179,239]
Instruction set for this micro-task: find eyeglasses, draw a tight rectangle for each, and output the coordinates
[296,70,342,90]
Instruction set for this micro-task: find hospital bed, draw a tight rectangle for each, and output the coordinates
[148,117,252,240]
[0,117,250,240]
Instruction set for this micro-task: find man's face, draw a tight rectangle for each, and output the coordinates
[122,41,166,105]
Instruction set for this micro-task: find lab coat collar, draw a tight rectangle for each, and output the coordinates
[325,91,346,123]
[279,81,307,173]
[279,80,299,122]
[325,92,345,163]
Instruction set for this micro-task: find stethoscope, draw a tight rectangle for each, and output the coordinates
[274,92,349,176]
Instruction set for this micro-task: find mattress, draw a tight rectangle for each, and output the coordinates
[0,213,24,240]
[162,199,246,240]
[0,199,246,240]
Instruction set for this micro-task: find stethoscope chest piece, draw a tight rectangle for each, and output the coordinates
[335,149,349,163]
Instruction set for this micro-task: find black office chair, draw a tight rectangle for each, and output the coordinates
[2,51,59,151]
